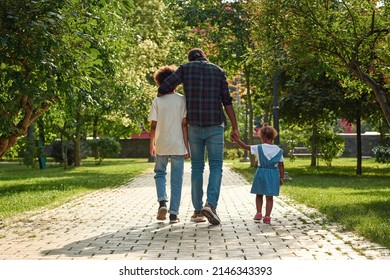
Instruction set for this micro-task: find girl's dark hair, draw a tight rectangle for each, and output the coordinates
[260,123,278,140]
[154,65,177,86]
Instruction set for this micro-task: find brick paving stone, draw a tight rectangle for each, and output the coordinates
[0,162,389,260]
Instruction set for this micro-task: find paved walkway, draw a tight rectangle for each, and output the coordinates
[0,163,389,260]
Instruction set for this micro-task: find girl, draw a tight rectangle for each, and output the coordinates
[232,124,284,224]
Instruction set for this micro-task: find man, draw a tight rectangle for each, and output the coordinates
[158,48,239,225]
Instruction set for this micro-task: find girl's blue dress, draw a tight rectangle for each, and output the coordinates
[250,145,283,196]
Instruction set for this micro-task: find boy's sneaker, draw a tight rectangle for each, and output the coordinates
[201,204,221,225]
[253,213,262,223]
[157,206,167,221]
[263,216,271,224]
[191,210,207,223]
[169,214,179,224]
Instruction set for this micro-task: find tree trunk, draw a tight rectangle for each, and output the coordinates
[0,96,50,159]
[272,71,280,145]
[244,67,256,167]
[0,136,18,158]
[73,138,81,167]
[93,115,99,139]
[37,118,45,145]
[349,63,390,126]
[73,110,82,167]
[61,134,68,170]
[363,76,390,127]
[310,126,318,167]
[356,103,362,175]
[26,124,35,164]
[92,114,99,159]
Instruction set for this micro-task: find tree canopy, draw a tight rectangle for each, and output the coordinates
[1,0,389,164]
[0,0,178,160]
[257,0,390,125]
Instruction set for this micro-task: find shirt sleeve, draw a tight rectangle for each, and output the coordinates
[158,66,184,95]
[250,145,258,157]
[148,99,158,122]
[181,96,187,119]
[220,69,233,106]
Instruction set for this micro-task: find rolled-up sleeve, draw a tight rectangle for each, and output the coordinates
[221,70,233,106]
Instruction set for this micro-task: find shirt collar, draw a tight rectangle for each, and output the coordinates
[194,57,208,62]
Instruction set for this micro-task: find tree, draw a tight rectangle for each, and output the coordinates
[266,0,390,125]
[113,0,181,136]
[49,0,134,167]
[341,85,382,174]
[247,0,389,174]
[1,0,179,164]
[166,0,261,165]
[51,0,182,166]
[0,0,101,159]
[280,68,345,166]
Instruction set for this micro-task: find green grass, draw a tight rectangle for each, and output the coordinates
[231,157,390,250]
[0,158,152,220]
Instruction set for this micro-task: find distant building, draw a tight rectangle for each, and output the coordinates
[339,119,353,133]
[130,130,150,139]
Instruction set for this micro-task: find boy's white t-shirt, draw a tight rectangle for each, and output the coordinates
[148,92,187,156]
[250,143,284,167]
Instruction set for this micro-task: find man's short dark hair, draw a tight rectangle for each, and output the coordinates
[188,48,206,61]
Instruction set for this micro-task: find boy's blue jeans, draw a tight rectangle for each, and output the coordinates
[188,125,224,210]
[154,155,184,215]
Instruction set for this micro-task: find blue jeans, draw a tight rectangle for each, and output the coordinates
[154,155,184,215]
[188,125,224,210]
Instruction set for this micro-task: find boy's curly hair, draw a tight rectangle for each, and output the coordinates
[260,123,278,140]
[153,65,177,86]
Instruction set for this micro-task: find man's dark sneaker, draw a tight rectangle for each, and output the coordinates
[157,206,167,221]
[201,204,220,225]
[169,214,179,224]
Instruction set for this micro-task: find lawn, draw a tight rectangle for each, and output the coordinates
[0,158,153,221]
[231,157,390,250]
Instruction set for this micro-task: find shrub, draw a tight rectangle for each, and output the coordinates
[18,137,38,168]
[280,125,308,161]
[50,140,90,166]
[224,148,243,160]
[88,137,121,165]
[372,146,390,164]
[317,130,345,166]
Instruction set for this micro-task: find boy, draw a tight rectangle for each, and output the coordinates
[148,65,190,223]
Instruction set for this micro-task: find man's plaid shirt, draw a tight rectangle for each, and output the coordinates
[158,58,233,127]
